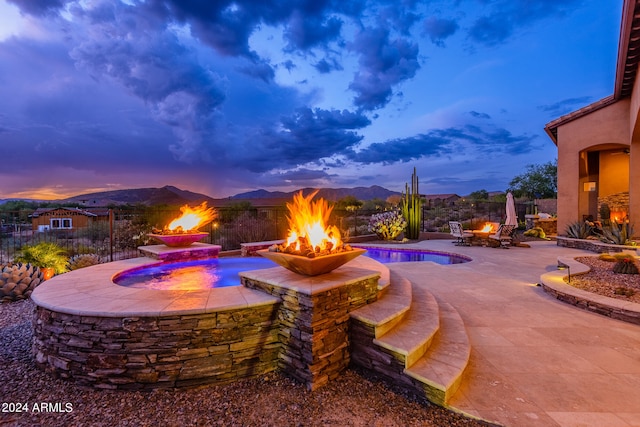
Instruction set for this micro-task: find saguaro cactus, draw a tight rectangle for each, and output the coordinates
[401,167,422,240]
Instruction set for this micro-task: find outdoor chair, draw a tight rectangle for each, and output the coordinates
[449,221,473,246]
[488,224,516,248]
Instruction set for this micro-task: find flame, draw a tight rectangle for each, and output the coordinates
[480,223,494,233]
[285,190,342,253]
[166,202,216,233]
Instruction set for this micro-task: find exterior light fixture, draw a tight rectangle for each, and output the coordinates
[583,182,596,192]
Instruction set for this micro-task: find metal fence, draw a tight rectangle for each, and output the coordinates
[0,201,532,264]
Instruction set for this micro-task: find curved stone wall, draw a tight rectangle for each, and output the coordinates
[32,303,281,390]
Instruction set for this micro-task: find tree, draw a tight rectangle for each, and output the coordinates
[508,160,557,199]
[468,189,489,200]
[336,195,363,211]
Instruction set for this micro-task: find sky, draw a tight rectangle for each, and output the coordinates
[0,0,623,200]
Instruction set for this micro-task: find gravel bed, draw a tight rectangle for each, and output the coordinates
[0,299,490,427]
[567,256,640,303]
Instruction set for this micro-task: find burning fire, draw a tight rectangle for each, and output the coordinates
[160,202,216,234]
[270,190,351,258]
[479,223,494,233]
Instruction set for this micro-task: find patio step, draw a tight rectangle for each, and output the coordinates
[404,302,471,406]
[350,270,412,338]
[350,271,471,408]
[373,280,440,368]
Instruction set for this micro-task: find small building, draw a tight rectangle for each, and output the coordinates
[30,207,110,232]
[424,194,461,208]
[545,0,639,235]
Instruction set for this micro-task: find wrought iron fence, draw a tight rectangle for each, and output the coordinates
[0,201,532,264]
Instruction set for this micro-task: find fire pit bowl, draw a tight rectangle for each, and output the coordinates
[148,232,208,247]
[257,248,366,276]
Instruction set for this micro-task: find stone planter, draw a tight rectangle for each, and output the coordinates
[556,236,639,254]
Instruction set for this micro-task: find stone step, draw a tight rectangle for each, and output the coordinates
[350,270,412,339]
[404,302,471,406]
[373,280,440,368]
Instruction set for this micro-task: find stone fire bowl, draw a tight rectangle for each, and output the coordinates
[147,232,208,247]
[257,248,366,276]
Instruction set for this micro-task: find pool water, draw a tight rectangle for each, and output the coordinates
[114,257,277,290]
[115,248,470,290]
[358,247,470,264]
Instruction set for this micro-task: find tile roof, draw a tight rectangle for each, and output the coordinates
[545,0,640,143]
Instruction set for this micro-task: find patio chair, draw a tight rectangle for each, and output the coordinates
[449,221,473,246]
[488,224,516,248]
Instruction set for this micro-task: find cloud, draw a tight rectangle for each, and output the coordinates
[537,96,593,117]
[283,10,343,51]
[469,111,491,119]
[348,132,453,164]
[65,2,228,163]
[232,108,371,172]
[348,124,538,164]
[314,57,344,74]
[348,26,420,110]
[265,168,334,186]
[7,0,69,16]
[467,0,582,46]
[423,16,459,47]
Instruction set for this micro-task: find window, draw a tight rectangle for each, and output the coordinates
[50,218,72,229]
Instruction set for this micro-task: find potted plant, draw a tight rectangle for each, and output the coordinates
[14,242,69,280]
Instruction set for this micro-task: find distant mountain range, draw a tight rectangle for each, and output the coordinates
[57,185,217,207]
[2,185,401,207]
[231,186,400,202]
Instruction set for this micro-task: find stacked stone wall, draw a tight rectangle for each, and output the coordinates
[556,236,637,253]
[32,303,281,390]
[242,274,379,390]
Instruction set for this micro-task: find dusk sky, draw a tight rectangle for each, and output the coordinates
[0,0,622,200]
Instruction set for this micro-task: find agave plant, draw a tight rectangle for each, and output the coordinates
[600,220,634,245]
[565,221,594,239]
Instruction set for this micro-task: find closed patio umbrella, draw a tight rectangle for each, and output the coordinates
[505,192,517,226]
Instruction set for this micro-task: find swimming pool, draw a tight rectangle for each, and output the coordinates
[355,246,471,264]
[114,256,277,290]
[114,247,470,290]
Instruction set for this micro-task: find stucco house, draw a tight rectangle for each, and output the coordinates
[545,0,639,237]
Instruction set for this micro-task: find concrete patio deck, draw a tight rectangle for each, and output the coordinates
[386,239,640,427]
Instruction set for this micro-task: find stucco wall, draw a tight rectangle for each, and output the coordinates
[599,149,630,197]
[556,99,630,234]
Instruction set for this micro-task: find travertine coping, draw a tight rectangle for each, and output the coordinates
[30,254,388,318]
[539,255,640,324]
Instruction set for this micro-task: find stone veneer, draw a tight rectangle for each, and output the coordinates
[240,267,380,390]
[138,243,221,261]
[32,302,281,390]
[31,246,386,391]
[556,236,639,253]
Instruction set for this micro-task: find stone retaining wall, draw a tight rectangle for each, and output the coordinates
[556,236,638,254]
[540,283,640,325]
[32,303,281,390]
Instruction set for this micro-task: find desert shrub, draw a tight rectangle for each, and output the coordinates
[615,287,636,297]
[13,242,69,274]
[68,254,103,270]
[598,253,617,262]
[524,227,547,239]
[232,212,276,244]
[114,220,153,250]
[368,211,406,240]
